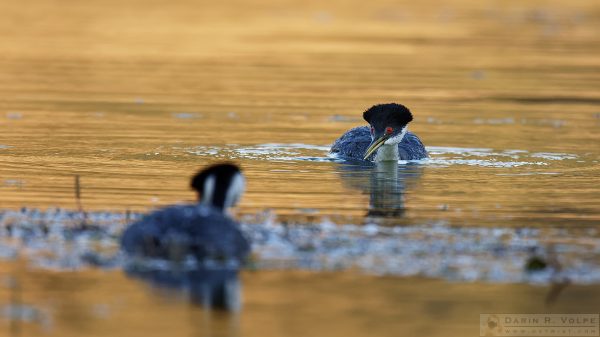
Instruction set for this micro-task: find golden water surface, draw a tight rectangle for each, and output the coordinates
[0,0,599,335]
[1,0,599,225]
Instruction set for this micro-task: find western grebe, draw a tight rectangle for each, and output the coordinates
[331,103,428,162]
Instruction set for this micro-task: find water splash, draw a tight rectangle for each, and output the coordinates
[184,143,331,161]
[424,146,576,168]
[184,143,579,168]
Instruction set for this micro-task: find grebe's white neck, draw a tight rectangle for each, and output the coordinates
[374,144,399,162]
[373,127,407,162]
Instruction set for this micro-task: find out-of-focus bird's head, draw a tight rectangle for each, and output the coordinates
[191,163,245,211]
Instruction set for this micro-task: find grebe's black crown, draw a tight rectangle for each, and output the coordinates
[363,103,413,127]
[191,163,244,210]
[191,163,241,192]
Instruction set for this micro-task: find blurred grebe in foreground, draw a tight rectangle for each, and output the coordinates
[121,163,249,261]
[120,163,250,310]
[330,103,428,162]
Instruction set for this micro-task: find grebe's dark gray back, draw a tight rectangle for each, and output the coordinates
[330,103,428,162]
[120,203,249,261]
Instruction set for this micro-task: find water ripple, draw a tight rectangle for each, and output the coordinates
[183,143,578,168]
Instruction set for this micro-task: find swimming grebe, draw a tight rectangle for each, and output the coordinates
[121,163,249,265]
[330,103,428,162]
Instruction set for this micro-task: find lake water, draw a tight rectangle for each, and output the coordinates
[0,0,599,335]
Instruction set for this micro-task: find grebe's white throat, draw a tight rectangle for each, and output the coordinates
[373,127,407,162]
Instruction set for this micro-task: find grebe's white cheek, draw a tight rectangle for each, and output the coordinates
[234,177,246,204]
[202,174,216,205]
[225,174,245,208]
[384,127,407,145]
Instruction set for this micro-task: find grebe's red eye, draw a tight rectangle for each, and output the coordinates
[385,127,393,134]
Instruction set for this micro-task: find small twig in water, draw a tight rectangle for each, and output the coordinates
[75,175,88,228]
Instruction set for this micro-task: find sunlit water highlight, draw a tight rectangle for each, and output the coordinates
[1,0,599,334]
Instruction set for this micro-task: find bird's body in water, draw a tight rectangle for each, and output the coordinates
[121,204,249,262]
[121,163,249,261]
[120,163,249,310]
[331,103,428,162]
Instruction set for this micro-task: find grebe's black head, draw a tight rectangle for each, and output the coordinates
[362,103,413,159]
[190,163,245,211]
